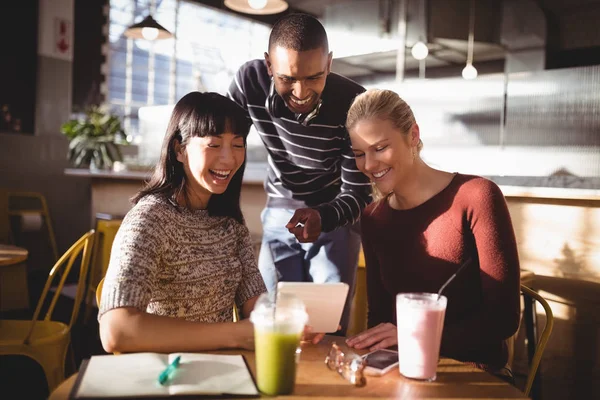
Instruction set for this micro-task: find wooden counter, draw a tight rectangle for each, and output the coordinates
[64,167,600,281]
[64,164,268,236]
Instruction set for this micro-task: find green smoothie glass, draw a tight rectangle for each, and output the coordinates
[250,292,307,396]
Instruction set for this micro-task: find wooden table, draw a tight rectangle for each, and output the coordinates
[0,244,29,311]
[50,336,528,400]
[0,244,28,266]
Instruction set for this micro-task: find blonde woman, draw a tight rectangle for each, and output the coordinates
[345,89,520,378]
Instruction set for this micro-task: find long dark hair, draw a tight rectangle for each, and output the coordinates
[133,92,251,224]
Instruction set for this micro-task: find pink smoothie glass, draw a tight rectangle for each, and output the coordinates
[395,293,447,381]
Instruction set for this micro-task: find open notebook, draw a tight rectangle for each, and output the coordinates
[70,352,259,399]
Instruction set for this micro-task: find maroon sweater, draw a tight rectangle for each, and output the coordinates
[361,174,521,371]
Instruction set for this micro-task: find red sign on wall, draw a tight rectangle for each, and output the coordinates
[54,18,71,57]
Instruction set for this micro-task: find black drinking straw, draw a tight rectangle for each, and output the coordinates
[437,257,473,300]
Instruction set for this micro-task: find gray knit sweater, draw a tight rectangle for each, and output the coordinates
[99,194,266,322]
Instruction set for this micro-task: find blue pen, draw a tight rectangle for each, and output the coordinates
[158,355,181,385]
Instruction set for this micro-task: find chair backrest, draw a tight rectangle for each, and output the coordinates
[233,304,240,322]
[521,284,554,397]
[8,191,59,262]
[96,277,105,306]
[24,230,96,344]
[88,219,122,295]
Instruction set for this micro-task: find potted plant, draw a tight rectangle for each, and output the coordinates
[61,107,125,170]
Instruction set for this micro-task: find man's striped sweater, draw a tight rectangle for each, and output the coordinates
[227,59,371,232]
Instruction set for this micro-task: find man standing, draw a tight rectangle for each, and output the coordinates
[227,13,370,333]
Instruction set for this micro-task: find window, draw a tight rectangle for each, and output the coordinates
[107,0,270,139]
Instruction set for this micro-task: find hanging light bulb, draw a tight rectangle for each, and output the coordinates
[248,0,268,9]
[225,0,288,15]
[411,41,429,60]
[462,63,478,79]
[125,15,173,40]
[141,27,159,40]
[411,0,429,61]
[463,0,477,79]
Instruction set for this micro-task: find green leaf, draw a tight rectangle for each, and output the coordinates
[105,142,124,163]
[100,145,112,168]
[62,107,126,167]
[74,148,91,167]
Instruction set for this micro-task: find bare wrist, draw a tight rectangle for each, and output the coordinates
[231,320,253,349]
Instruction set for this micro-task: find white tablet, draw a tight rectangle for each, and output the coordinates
[276,282,349,333]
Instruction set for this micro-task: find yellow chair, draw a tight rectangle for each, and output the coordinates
[85,218,122,322]
[233,303,240,322]
[348,248,367,337]
[95,277,105,307]
[520,284,554,398]
[7,191,59,263]
[0,230,95,392]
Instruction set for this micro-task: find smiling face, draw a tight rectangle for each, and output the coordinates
[176,130,246,206]
[349,118,419,195]
[265,45,332,115]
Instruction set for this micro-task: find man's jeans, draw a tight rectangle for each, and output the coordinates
[257,207,361,334]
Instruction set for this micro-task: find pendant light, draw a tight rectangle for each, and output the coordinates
[411,0,428,61]
[411,41,428,60]
[462,0,477,79]
[224,0,289,15]
[124,0,174,41]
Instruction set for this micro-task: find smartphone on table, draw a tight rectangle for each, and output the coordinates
[362,349,399,376]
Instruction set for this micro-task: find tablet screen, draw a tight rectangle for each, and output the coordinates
[276,282,349,333]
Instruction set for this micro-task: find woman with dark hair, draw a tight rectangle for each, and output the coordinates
[99,92,267,353]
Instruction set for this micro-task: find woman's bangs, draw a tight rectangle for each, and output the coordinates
[187,101,249,139]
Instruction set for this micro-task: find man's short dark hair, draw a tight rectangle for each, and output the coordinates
[268,13,329,53]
